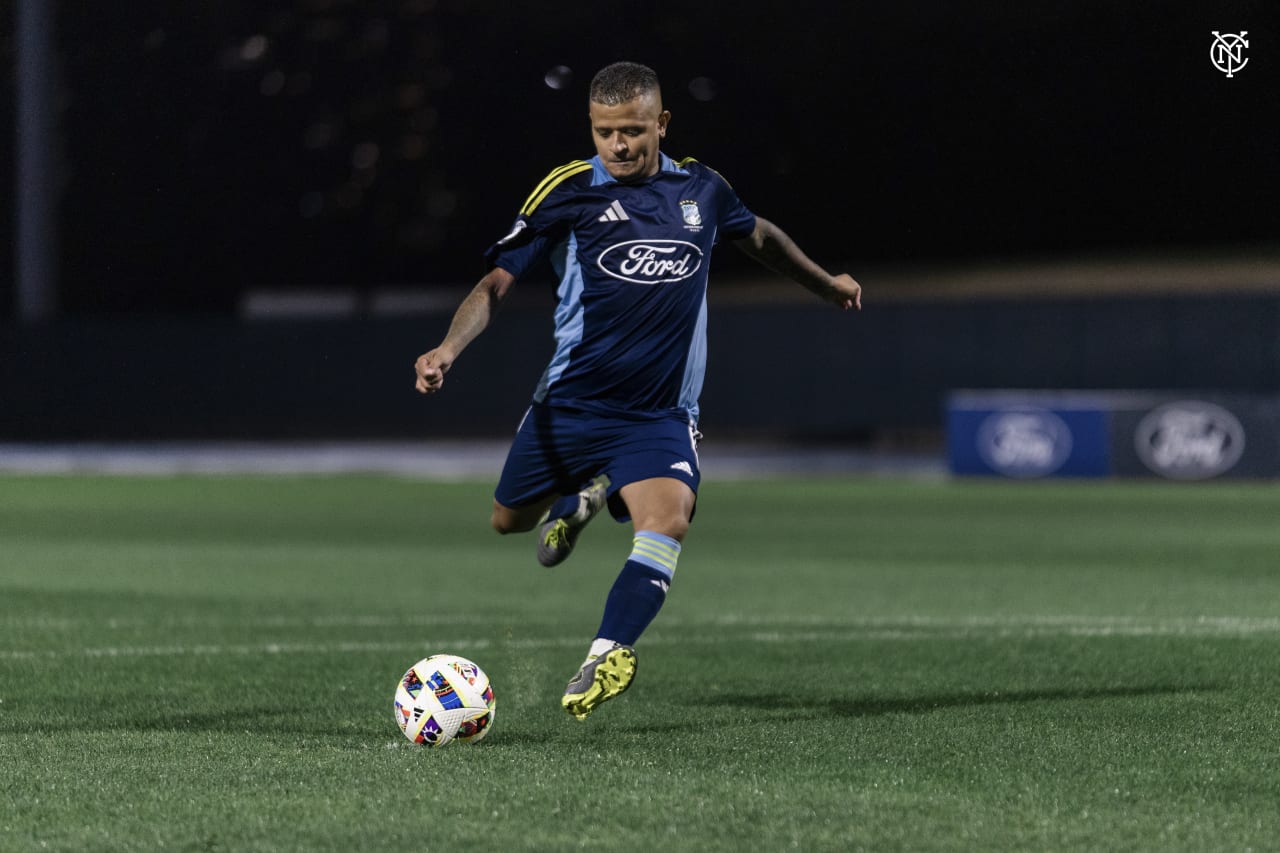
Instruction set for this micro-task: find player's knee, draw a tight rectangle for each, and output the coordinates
[641,512,689,542]
[491,501,544,535]
[490,504,518,535]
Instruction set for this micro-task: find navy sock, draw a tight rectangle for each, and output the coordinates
[595,532,680,646]
[546,492,580,522]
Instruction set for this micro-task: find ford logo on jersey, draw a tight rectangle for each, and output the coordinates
[597,240,704,285]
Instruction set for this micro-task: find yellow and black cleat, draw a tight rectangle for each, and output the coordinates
[561,645,637,720]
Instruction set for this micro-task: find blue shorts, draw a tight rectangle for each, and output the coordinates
[494,404,701,521]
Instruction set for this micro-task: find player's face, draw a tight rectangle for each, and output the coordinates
[589,92,670,183]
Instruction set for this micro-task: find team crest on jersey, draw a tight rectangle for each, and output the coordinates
[679,200,702,229]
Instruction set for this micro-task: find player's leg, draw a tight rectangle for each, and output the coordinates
[490,498,556,535]
[491,404,593,537]
[534,473,611,566]
[562,415,701,719]
[562,477,694,720]
[600,476,692,635]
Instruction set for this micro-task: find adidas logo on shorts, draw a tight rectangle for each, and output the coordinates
[669,461,694,476]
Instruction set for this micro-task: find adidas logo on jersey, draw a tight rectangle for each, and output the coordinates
[669,461,694,476]
[597,200,630,222]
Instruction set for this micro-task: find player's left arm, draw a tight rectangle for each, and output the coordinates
[734,216,862,311]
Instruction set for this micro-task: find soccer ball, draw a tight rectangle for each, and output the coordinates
[393,654,496,746]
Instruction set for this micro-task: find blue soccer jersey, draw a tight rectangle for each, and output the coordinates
[485,153,756,422]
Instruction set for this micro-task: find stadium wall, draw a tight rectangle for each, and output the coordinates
[3,293,1279,441]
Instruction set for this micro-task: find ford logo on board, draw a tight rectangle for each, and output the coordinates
[1135,401,1245,480]
[977,410,1073,478]
[597,240,703,285]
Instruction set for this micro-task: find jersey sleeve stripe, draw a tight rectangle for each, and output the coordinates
[677,155,735,189]
[520,160,593,215]
[521,160,586,212]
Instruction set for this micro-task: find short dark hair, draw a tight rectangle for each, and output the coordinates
[589,62,661,106]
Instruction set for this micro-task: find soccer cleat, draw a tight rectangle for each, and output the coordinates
[561,644,637,720]
[536,474,610,568]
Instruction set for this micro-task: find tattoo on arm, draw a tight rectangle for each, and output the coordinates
[440,272,512,355]
[745,219,834,298]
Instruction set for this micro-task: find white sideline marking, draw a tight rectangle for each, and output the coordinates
[0,636,589,661]
[671,613,1280,632]
[5,612,1279,633]
[0,613,497,630]
[0,441,944,479]
[2,616,1279,660]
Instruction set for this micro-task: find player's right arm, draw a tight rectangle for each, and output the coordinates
[414,266,516,395]
[415,160,586,394]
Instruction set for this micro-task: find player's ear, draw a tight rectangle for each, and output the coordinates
[658,110,671,138]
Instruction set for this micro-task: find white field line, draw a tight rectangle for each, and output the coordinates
[3,612,1280,632]
[0,636,579,661]
[2,616,1280,660]
[0,613,499,631]
[0,441,943,479]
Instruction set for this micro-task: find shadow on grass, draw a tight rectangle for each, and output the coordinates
[5,697,703,742]
[7,687,1213,741]
[697,684,1216,718]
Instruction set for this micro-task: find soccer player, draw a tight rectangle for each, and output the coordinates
[414,62,861,720]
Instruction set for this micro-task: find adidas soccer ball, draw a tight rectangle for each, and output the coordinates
[393,654,496,746]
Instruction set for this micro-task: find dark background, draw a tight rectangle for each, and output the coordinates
[3,0,1276,315]
[2,0,1277,440]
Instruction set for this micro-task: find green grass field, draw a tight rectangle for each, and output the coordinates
[2,474,1279,851]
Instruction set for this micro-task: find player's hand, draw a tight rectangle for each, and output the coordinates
[829,274,862,311]
[414,348,453,394]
